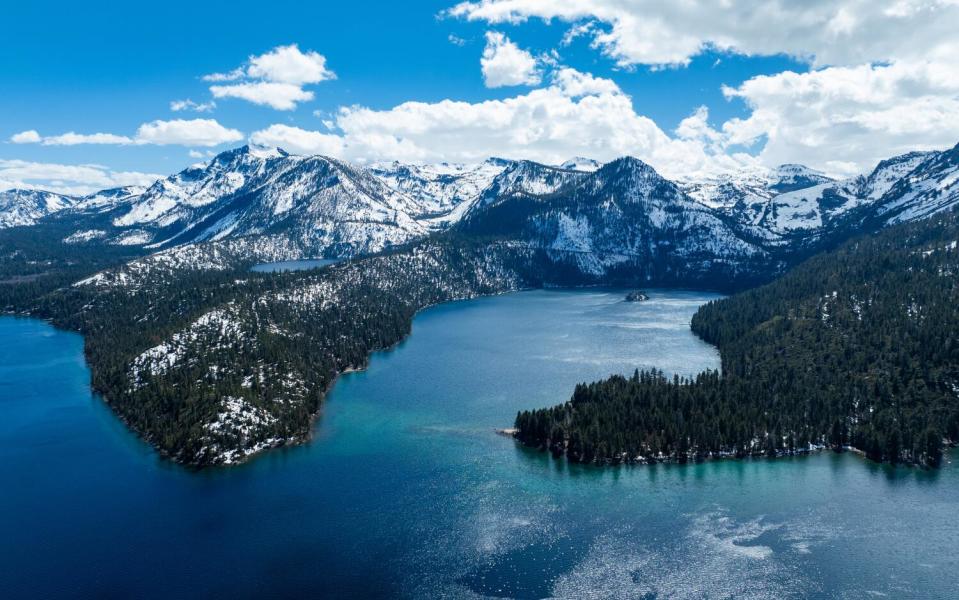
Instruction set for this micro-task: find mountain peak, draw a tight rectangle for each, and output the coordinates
[599,156,660,177]
[770,163,834,193]
[559,157,602,172]
[246,144,289,160]
[484,157,514,168]
[208,144,290,166]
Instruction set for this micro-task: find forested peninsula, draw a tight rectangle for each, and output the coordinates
[514,209,959,467]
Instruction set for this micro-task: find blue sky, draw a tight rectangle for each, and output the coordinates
[3,1,958,194]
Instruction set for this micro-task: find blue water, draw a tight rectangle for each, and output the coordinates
[251,258,339,272]
[1,289,957,599]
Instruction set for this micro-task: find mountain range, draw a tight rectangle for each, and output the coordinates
[2,141,959,285]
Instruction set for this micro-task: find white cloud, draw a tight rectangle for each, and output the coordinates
[203,44,335,110]
[11,130,133,145]
[249,124,345,156]
[721,60,959,176]
[10,130,41,144]
[552,67,619,97]
[448,0,959,175]
[0,159,162,196]
[13,119,243,148]
[45,132,134,145]
[245,44,334,85]
[170,99,216,112]
[447,0,959,68]
[134,119,244,147]
[201,68,245,83]
[251,68,755,178]
[448,34,467,46]
[675,106,723,148]
[210,82,314,111]
[480,31,541,87]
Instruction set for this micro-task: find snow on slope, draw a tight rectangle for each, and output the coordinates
[0,189,75,228]
[368,158,509,223]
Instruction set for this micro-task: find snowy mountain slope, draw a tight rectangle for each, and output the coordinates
[865,144,959,224]
[466,159,593,217]
[770,164,834,193]
[44,147,509,257]
[368,158,510,224]
[461,156,769,280]
[458,144,959,281]
[94,146,430,257]
[0,189,75,228]
[679,163,834,210]
[721,144,959,246]
[73,185,147,213]
[6,142,959,279]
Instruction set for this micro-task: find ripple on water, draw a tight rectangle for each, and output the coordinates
[549,508,828,599]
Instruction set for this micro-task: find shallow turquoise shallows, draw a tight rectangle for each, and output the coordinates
[1,290,957,599]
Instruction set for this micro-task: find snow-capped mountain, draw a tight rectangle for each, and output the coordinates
[42,148,526,258]
[368,158,510,227]
[5,142,959,277]
[770,164,834,193]
[0,189,75,228]
[461,156,768,282]
[679,163,835,210]
[717,145,959,245]
[78,145,440,257]
[72,185,147,213]
[467,159,592,217]
[460,143,959,281]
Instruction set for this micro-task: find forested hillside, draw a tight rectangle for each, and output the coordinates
[515,209,959,467]
[5,236,566,465]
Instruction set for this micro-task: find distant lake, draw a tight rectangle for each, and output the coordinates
[1,289,957,598]
[251,258,340,272]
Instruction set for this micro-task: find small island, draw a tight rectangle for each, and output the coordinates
[625,290,649,302]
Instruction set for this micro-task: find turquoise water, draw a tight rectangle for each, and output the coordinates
[1,289,957,599]
[251,258,339,272]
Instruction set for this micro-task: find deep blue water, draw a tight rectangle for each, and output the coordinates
[1,289,957,599]
[251,258,339,272]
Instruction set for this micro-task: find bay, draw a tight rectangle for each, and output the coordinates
[1,289,956,598]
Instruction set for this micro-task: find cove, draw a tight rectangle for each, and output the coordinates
[1,290,957,599]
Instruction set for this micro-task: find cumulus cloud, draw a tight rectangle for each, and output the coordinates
[675,106,723,148]
[204,44,335,110]
[10,119,243,148]
[481,31,541,87]
[170,99,216,113]
[10,130,41,144]
[251,68,755,179]
[0,159,162,196]
[134,119,243,146]
[447,0,959,175]
[447,0,959,68]
[721,61,959,176]
[249,124,345,156]
[210,82,314,111]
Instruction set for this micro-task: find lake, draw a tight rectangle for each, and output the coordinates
[1,289,957,598]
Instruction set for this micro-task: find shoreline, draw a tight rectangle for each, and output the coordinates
[505,431,955,470]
